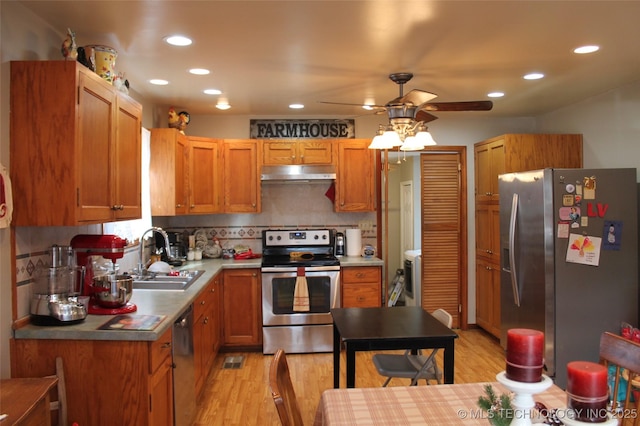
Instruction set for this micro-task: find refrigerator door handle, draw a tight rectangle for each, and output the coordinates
[506,193,521,307]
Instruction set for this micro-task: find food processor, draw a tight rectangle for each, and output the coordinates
[30,245,87,325]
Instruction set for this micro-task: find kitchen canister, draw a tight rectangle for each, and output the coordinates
[85,45,117,84]
[346,228,362,257]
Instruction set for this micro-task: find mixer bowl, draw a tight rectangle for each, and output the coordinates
[92,274,133,308]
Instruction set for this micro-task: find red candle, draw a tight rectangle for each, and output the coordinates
[566,361,608,423]
[505,328,544,382]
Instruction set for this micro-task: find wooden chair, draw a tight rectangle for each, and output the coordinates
[269,349,304,426]
[372,308,453,386]
[44,357,68,426]
[599,332,640,426]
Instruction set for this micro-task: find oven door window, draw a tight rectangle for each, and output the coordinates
[271,276,331,314]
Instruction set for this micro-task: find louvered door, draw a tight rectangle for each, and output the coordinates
[420,149,466,328]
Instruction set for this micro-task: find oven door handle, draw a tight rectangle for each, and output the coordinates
[261,266,340,273]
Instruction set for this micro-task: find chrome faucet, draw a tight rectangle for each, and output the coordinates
[138,227,171,275]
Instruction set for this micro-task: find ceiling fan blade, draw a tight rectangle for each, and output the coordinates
[389,89,438,106]
[421,100,493,112]
[318,100,387,109]
[415,110,439,123]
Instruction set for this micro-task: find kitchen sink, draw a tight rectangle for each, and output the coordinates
[132,269,205,291]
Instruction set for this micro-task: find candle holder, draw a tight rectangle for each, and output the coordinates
[496,371,553,426]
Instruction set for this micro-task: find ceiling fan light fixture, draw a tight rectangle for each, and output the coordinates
[216,101,231,110]
[369,125,400,149]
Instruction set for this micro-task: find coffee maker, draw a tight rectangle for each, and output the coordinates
[30,245,88,326]
[70,234,136,315]
[335,232,345,256]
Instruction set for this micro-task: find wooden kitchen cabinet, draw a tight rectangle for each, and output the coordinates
[10,60,142,226]
[341,266,382,308]
[10,327,174,426]
[188,136,223,214]
[475,203,501,265]
[150,131,223,215]
[263,139,333,165]
[473,133,582,337]
[223,140,262,213]
[150,128,189,215]
[475,258,501,338]
[222,268,262,347]
[335,139,376,212]
[194,272,222,397]
[148,328,174,426]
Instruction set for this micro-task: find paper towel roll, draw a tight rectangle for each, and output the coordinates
[346,229,362,257]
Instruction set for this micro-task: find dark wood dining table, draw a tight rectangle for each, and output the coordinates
[331,306,458,388]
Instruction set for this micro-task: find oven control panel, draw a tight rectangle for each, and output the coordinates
[264,229,331,246]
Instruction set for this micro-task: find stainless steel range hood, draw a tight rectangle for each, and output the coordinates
[260,164,336,183]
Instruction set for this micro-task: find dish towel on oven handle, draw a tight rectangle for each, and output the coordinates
[293,267,310,312]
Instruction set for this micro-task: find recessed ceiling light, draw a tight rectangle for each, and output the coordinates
[189,68,210,75]
[165,35,192,46]
[362,105,375,110]
[524,73,545,80]
[204,89,222,95]
[149,79,169,85]
[289,103,304,109]
[487,92,505,98]
[574,45,600,54]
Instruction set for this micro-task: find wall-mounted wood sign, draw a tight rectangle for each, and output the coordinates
[250,119,355,139]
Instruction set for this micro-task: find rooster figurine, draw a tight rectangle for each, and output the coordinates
[168,107,181,129]
[168,107,191,134]
[61,28,77,61]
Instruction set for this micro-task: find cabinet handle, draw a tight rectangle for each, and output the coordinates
[252,203,256,207]
[356,273,364,278]
[203,317,209,324]
[252,273,257,277]
[485,266,493,271]
[176,204,182,208]
[485,192,492,196]
[486,250,492,254]
[357,296,364,301]
[291,155,296,160]
[200,300,206,305]
[191,204,195,208]
[161,342,172,349]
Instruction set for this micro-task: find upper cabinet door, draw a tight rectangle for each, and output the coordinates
[223,140,261,213]
[335,139,375,212]
[188,136,223,214]
[113,94,142,220]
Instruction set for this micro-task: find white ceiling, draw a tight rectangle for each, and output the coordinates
[19,1,640,121]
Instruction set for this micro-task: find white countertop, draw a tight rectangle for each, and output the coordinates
[13,256,382,342]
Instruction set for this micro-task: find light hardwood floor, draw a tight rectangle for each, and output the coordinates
[194,328,505,425]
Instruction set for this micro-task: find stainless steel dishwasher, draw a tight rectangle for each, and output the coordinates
[173,304,196,426]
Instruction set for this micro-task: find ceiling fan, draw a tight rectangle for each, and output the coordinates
[321,72,493,123]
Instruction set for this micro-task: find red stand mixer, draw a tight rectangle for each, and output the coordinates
[70,234,137,315]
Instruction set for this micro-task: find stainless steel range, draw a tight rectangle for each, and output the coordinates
[261,229,340,354]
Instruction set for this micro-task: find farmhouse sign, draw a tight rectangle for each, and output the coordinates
[249,119,355,139]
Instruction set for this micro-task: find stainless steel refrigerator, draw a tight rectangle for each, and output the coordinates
[498,168,638,388]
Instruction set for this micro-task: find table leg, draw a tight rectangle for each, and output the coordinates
[333,322,340,388]
[443,339,455,384]
[346,346,356,388]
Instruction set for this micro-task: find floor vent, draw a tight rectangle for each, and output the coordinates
[222,355,245,370]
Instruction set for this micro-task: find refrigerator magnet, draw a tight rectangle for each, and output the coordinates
[602,220,622,250]
[566,233,601,266]
[557,222,570,238]
[559,206,581,223]
[562,194,575,206]
[583,176,596,199]
[565,183,575,193]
